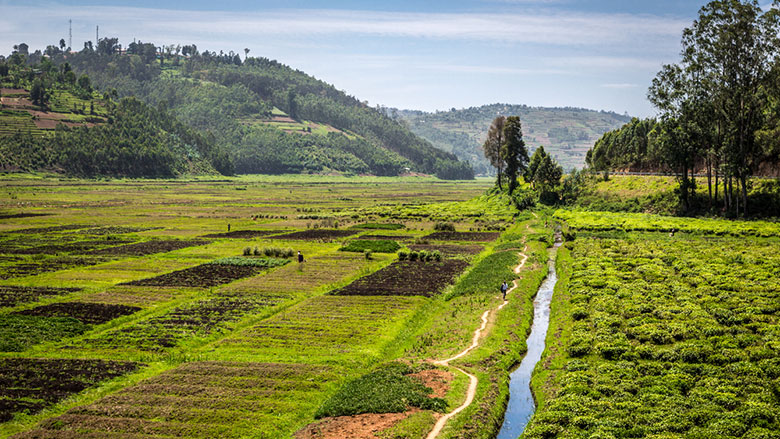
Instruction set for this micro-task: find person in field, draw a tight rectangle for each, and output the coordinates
[298,251,304,263]
[500,281,509,300]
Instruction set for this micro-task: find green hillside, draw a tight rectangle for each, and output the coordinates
[45,42,472,179]
[394,104,631,174]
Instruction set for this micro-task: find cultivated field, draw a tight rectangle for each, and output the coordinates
[0,175,551,439]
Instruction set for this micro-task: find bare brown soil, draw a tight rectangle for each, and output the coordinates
[0,286,81,308]
[334,259,469,297]
[14,302,141,325]
[0,213,50,220]
[295,412,413,439]
[77,226,160,235]
[85,240,207,256]
[122,263,264,287]
[7,224,92,235]
[425,232,500,242]
[409,368,453,399]
[13,239,133,255]
[269,229,360,241]
[201,229,285,238]
[0,358,140,423]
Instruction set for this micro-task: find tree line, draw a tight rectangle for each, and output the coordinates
[589,0,780,216]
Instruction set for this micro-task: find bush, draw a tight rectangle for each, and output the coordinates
[315,363,447,418]
[208,257,289,268]
[364,249,373,260]
[434,222,455,232]
[243,247,252,256]
[260,247,294,258]
[351,223,405,230]
[398,251,409,260]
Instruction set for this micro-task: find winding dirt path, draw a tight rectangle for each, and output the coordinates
[425,246,529,439]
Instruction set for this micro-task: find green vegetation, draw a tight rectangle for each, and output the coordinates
[446,251,518,300]
[394,104,630,173]
[208,256,290,267]
[0,315,89,352]
[315,362,447,418]
[526,229,780,438]
[339,239,401,253]
[351,223,405,230]
[8,39,472,179]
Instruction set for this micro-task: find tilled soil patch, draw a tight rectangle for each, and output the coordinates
[85,240,208,256]
[12,239,133,255]
[358,234,413,241]
[408,244,484,256]
[122,263,264,287]
[425,231,500,242]
[6,224,93,235]
[201,229,285,239]
[80,292,290,350]
[0,213,50,220]
[268,229,359,241]
[0,286,81,308]
[0,358,141,423]
[295,412,413,439]
[333,259,469,297]
[14,302,141,325]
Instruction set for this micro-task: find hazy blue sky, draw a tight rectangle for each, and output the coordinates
[1,1,715,117]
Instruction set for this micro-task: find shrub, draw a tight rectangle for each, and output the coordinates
[260,247,294,258]
[364,249,373,260]
[434,222,455,232]
[351,223,405,230]
[397,251,408,260]
[208,257,289,268]
[243,247,252,256]
[314,363,447,418]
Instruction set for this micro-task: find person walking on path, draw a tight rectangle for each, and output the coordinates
[297,251,304,263]
[500,281,509,300]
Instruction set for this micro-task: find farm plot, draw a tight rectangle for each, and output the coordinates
[0,256,108,280]
[75,226,160,235]
[525,235,780,438]
[5,225,93,235]
[13,303,141,325]
[16,362,337,439]
[0,286,81,309]
[0,358,140,423]
[121,258,287,288]
[11,240,134,255]
[268,229,359,241]
[0,213,50,220]
[84,239,208,256]
[79,291,292,352]
[408,243,483,257]
[333,259,469,297]
[216,295,423,364]
[424,231,500,242]
[200,229,285,239]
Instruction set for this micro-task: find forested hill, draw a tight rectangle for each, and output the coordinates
[14,40,472,179]
[393,104,631,174]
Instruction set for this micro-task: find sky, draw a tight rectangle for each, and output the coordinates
[0,0,713,117]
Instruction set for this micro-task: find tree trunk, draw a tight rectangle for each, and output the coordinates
[496,171,503,190]
[706,154,712,206]
[741,174,748,217]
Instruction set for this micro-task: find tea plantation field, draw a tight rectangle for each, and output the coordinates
[526,211,780,439]
[0,174,553,439]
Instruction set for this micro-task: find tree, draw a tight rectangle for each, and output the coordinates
[482,116,506,189]
[525,145,546,188]
[501,116,529,193]
[30,79,48,107]
[244,48,250,61]
[15,43,29,55]
[77,74,92,93]
[59,39,66,51]
[286,89,298,120]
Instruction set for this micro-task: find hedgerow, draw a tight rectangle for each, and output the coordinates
[339,239,401,253]
[207,257,290,268]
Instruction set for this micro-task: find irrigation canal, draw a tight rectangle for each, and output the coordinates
[497,240,561,439]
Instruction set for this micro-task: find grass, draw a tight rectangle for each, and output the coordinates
[339,239,401,253]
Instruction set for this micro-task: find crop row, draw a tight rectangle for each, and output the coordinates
[14,361,336,439]
[0,286,81,309]
[554,209,780,237]
[79,292,292,352]
[0,358,140,423]
[525,235,780,438]
[333,259,469,297]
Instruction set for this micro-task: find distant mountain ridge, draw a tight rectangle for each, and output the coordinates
[393,104,632,174]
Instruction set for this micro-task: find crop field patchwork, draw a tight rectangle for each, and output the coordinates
[267,229,360,241]
[13,362,335,439]
[424,231,501,242]
[333,259,470,297]
[83,239,208,256]
[0,358,140,423]
[0,286,81,309]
